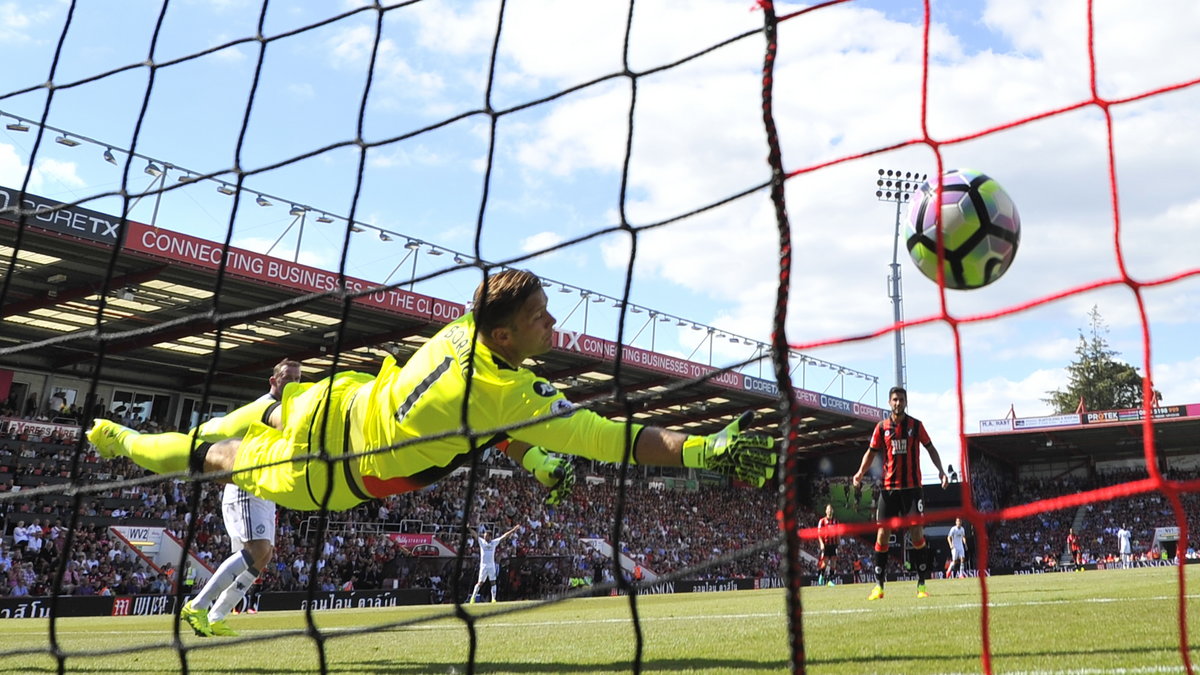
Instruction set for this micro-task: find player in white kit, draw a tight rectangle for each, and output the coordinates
[946,517,968,579]
[469,524,520,603]
[180,359,301,636]
[1117,524,1133,569]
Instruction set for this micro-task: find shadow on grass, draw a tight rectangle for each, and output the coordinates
[345,656,791,674]
[807,643,1200,669]
[5,648,1198,674]
[0,655,790,674]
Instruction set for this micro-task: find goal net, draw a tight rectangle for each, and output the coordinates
[1,2,1198,674]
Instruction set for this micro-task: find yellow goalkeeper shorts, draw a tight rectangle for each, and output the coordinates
[231,371,374,511]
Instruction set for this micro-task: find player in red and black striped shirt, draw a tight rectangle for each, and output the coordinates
[852,386,948,600]
[1067,527,1083,570]
[816,504,838,586]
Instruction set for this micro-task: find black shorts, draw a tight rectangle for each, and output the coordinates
[821,543,838,557]
[876,487,924,522]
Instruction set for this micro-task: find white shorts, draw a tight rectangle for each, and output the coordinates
[952,544,966,560]
[222,483,276,549]
[477,562,498,583]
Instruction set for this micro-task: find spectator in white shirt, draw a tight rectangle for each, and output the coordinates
[11,520,29,551]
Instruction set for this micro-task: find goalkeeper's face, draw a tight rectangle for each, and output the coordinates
[505,289,556,361]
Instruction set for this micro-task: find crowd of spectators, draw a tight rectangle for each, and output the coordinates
[1,392,91,426]
[973,460,1200,570]
[256,468,805,602]
[1,520,175,599]
[2,415,803,602]
[983,469,1093,569]
[9,410,1200,603]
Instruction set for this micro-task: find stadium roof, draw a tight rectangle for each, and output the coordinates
[1,186,886,450]
[965,406,1200,469]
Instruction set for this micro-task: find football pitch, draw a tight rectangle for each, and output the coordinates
[1,566,1197,674]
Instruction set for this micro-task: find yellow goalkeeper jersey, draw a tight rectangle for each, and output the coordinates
[347,312,641,498]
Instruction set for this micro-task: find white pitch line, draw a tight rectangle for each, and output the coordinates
[811,591,1200,616]
[931,662,1195,667]
[5,591,1198,637]
[0,611,788,636]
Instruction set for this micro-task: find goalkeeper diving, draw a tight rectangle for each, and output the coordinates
[87,269,776,510]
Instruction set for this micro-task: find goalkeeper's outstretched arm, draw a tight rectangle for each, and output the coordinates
[509,411,777,488]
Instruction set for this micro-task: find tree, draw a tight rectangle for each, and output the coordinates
[1044,306,1145,414]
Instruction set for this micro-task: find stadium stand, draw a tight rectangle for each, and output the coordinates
[969,414,1200,572]
[2,412,824,601]
[7,395,1200,604]
[1,184,889,603]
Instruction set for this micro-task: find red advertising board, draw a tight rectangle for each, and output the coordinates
[124,222,465,323]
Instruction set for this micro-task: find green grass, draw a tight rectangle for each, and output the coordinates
[1,566,1198,674]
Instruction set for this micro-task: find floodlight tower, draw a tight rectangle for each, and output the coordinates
[874,169,926,391]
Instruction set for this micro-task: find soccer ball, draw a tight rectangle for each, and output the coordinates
[905,169,1020,290]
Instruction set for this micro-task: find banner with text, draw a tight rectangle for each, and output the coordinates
[0,186,124,245]
[741,375,887,422]
[552,329,886,422]
[553,329,742,387]
[386,532,456,557]
[258,589,432,611]
[124,222,464,323]
[0,590,430,618]
[2,417,81,442]
[0,594,177,619]
[0,187,462,322]
[1012,414,1082,430]
[977,403,1200,434]
[2,186,887,423]
[978,418,1014,433]
[1082,406,1187,425]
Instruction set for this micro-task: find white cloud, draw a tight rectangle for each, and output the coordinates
[401,0,498,59]
[909,368,1066,469]
[568,2,1198,417]
[287,82,314,99]
[33,158,84,189]
[0,148,85,193]
[209,43,247,64]
[327,23,374,67]
[0,1,62,44]
[232,235,332,269]
[191,0,249,12]
[367,144,447,170]
[1151,355,1200,405]
[514,84,629,177]
[326,24,446,105]
[1090,0,1200,98]
[271,0,1200,433]
[0,2,33,33]
[994,335,1077,364]
[0,143,29,187]
[911,351,1200,477]
[521,231,565,255]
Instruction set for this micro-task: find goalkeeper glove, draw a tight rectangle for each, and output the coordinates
[520,446,576,505]
[681,411,777,487]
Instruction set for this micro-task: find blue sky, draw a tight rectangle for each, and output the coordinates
[2,0,1199,479]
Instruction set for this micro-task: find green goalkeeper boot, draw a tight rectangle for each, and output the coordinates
[181,600,213,637]
[209,619,238,637]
